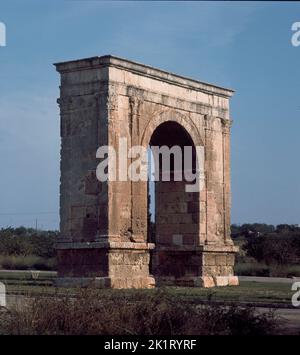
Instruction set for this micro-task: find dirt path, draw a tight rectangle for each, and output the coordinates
[239,276,300,284]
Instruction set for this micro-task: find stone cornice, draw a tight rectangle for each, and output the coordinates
[155,245,239,253]
[54,55,234,99]
[56,241,155,250]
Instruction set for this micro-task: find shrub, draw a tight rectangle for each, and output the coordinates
[243,234,300,265]
[235,262,300,278]
[234,262,270,277]
[0,255,57,271]
[0,227,57,258]
[0,289,279,335]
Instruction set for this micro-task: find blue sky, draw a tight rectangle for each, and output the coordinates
[0,1,299,229]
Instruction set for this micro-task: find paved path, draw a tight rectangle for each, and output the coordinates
[239,276,300,284]
[256,307,300,335]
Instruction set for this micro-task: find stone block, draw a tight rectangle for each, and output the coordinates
[187,202,200,213]
[216,254,227,266]
[172,234,183,246]
[194,276,215,288]
[157,234,172,245]
[228,276,239,286]
[203,253,216,266]
[214,276,229,287]
[226,254,235,266]
[84,170,100,195]
[183,234,195,245]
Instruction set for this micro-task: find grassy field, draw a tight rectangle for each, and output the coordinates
[0,270,294,306]
[169,281,294,306]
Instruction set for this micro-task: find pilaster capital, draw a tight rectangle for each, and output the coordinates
[129,94,144,117]
[220,118,233,133]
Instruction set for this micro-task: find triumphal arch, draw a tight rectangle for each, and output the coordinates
[55,55,239,288]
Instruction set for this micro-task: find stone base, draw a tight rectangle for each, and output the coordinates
[55,276,156,289]
[56,241,239,289]
[156,275,239,288]
[151,244,239,288]
[55,275,238,289]
[197,275,239,288]
[56,241,155,288]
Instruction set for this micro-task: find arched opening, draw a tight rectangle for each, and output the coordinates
[147,121,200,284]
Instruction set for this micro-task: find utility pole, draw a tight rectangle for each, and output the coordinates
[35,218,38,233]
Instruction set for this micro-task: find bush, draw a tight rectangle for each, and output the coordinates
[0,227,57,258]
[0,255,57,271]
[243,234,300,265]
[235,262,300,278]
[235,262,270,277]
[0,289,279,335]
[284,265,300,278]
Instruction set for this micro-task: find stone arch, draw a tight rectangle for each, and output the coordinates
[55,55,239,289]
[141,109,204,149]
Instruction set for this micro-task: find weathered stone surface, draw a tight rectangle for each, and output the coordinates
[228,276,239,286]
[55,55,238,289]
[196,276,215,288]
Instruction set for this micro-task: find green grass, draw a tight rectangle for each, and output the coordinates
[2,281,294,306]
[0,269,295,306]
[168,281,294,305]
